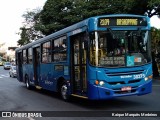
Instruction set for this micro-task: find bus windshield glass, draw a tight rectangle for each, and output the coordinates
[90,30,151,67]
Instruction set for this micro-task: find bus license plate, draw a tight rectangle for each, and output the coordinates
[121,86,131,91]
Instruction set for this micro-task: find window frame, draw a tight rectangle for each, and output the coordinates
[41,41,52,63]
[52,36,67,62]
[28,48,33,64]
[22,49,27,64]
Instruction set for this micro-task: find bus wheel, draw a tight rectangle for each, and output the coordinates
[60,83,70,101]
[25,75,31,89]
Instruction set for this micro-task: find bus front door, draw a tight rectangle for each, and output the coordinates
[33,47,40,86]
[71,33,87,96]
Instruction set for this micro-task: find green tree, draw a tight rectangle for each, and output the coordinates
[35,0,160,35]
[17,27,30,46]
[147,0,160,17]
[35,0,74,35]
[151,27,160,76]
[151,27,160,53]
[17,9,44,46]
[18,0,160,45]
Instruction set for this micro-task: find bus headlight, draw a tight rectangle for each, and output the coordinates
[95,80,105,86]
[144,75,153,81]
[99,81,105,86]
[144,77,148,81]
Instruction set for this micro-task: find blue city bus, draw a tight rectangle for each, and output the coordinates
[15,14,152,100]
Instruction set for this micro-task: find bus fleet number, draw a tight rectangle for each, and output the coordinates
[133,74,145,79]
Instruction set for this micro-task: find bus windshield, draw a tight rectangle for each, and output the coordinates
[90,30,151,67]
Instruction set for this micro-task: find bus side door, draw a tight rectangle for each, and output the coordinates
[70,32,87,96]
[17,52,23,82]
[33,47,40,86]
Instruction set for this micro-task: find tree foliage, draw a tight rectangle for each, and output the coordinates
[18,0,160,46]
[17,27,30,46]
[151,27,160,77]
[151,27,160,53]
[17,9,44,46]
[35,0,160,35]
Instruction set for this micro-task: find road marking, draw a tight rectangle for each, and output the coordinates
[0,74,10,78]
[1,75,9,77]
[28,117,35,120]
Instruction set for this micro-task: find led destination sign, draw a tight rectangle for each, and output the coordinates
[98,17,147,27]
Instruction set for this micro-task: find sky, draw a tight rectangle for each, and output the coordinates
[150,15,160,29]
[0,0,160,48]
[0,0,47,47]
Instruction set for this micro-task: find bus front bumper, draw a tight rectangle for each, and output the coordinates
[88,80,152,100]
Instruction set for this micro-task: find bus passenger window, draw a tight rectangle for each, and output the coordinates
[28,48,32,64]
[42,41,51,63]
[23,50,27,64]
[53,36,67,62]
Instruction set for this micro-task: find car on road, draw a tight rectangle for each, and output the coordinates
[9,66,17,77]
[3,62,12,70]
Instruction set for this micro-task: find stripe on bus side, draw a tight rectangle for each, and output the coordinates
[71,94,88,99]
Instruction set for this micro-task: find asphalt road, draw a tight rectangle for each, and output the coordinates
[0,66,160,120]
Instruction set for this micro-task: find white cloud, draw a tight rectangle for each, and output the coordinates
[0,0,46,47]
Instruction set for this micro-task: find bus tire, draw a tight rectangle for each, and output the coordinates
[25,75,31,90]
[60,82,70,101]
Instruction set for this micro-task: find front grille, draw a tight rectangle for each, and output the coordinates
[105,70,144,95]
[108,81,125,85]
[128,79,141,83]
[107,79,141,85]
[106,70,144,77]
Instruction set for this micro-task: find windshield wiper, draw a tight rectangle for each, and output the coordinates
[108,28,115,39]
